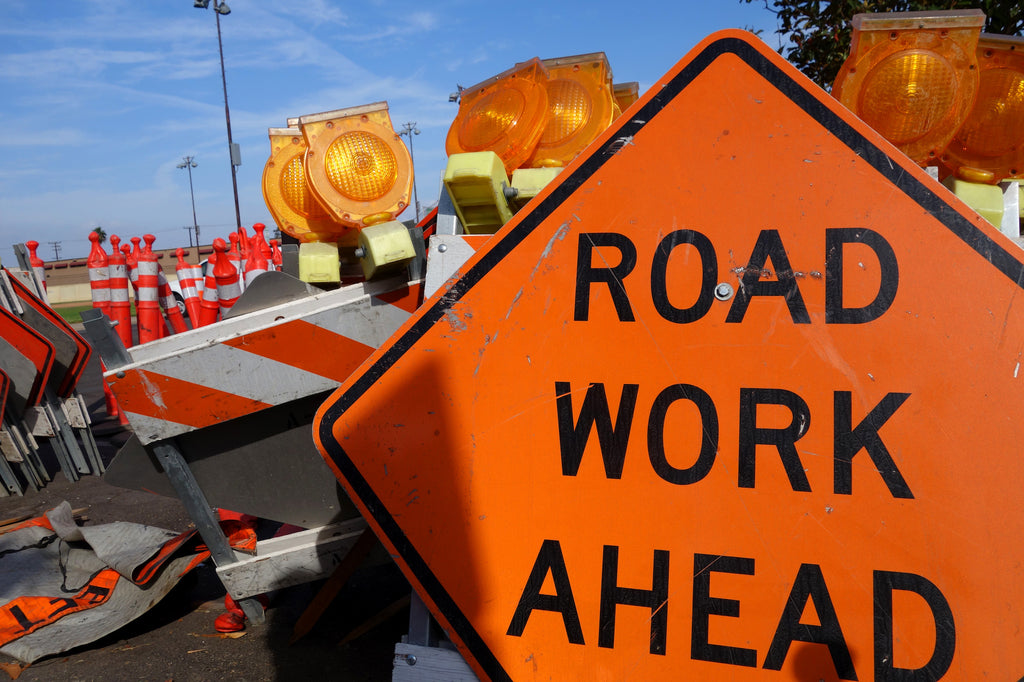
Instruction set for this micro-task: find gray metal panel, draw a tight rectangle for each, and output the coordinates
[17,306,78,394]
[424,236,479,299]
[0,336,38,416]
[104,392,357,529]
[222,270,319,320]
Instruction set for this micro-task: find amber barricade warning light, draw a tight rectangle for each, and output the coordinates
[315,29,1024,680]
[526,53,618,169]
[299,102,413,231]
[832,9,985,166]
[943,33,1024,183]
[445,58,550,174]
[261,126,349,244]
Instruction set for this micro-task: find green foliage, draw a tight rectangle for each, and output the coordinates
[91,226,107,245]
[742,1,1024,88]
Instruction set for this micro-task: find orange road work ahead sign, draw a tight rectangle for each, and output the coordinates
[314,30,1024,681]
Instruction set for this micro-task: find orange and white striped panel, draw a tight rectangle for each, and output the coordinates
[105,276,423,445]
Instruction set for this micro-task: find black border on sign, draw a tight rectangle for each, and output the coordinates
[318,35,1024,680]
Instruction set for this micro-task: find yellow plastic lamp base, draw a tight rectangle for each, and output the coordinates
[357,220,415,280]
[509,167,563,211]
[943,176,1004,227]
[298,241,341,283]
[444,152,515,234]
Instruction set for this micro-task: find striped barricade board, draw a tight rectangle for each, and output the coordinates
[104,276,422,445]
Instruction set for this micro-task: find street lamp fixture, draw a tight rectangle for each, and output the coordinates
[193,0,243,237]
[177,156,200,247]
[398,121,421,221]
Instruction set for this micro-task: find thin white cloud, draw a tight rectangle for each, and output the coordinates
[0,129,86,147]
[0,47,160,80]
[342,11,440,42]
[302,0,349,27]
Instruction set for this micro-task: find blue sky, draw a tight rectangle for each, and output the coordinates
[0,0,781,268]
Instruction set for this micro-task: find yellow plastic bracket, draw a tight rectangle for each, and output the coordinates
[509,167,563,211]
[357,220,415,280]
[943,176,1004,228]
[298,241,341,283]
[443,152,515,234]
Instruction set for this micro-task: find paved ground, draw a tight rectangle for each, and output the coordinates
[0,353,413,681]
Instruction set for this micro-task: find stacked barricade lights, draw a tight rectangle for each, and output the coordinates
[942,32,1024,183]
[831,10,985,168]
[832,9,1022,187]
[261,102,418,285]
[446,53,627,175]
[526,53,619,169]
[446,59,551,174]
[298,103,413,233]
[261,125,342,244]
[440,52,632,236]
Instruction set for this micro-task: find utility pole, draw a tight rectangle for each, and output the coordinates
[47,241,62,260]
[177,155,200,247]
[398,122,421,221]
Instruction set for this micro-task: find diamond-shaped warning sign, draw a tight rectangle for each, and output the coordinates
[315,30,1024,680]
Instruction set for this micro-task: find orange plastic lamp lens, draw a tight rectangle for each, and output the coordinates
[944,33,1024,182]
[300,102,413,230]
[459,88,529,150]
[281,154,330,219]
[832,10,984,166]
[446,58,550,173]
[261,126,345,243]
[859,51,957,145]
[323,131,398,202]
[543,78,592,145]
[527,53,617,168]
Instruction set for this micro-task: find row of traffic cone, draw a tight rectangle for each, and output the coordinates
[177,223,283,328]
[86,224,283,343]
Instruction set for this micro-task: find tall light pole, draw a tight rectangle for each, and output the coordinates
[177,156,200,247]
[398,122,421,221]
[193,0,242,236]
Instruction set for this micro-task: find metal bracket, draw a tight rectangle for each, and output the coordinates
[23,406,55,437]
[149,439,265,625]
[434,187,464,236]
[80,308,133,370]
